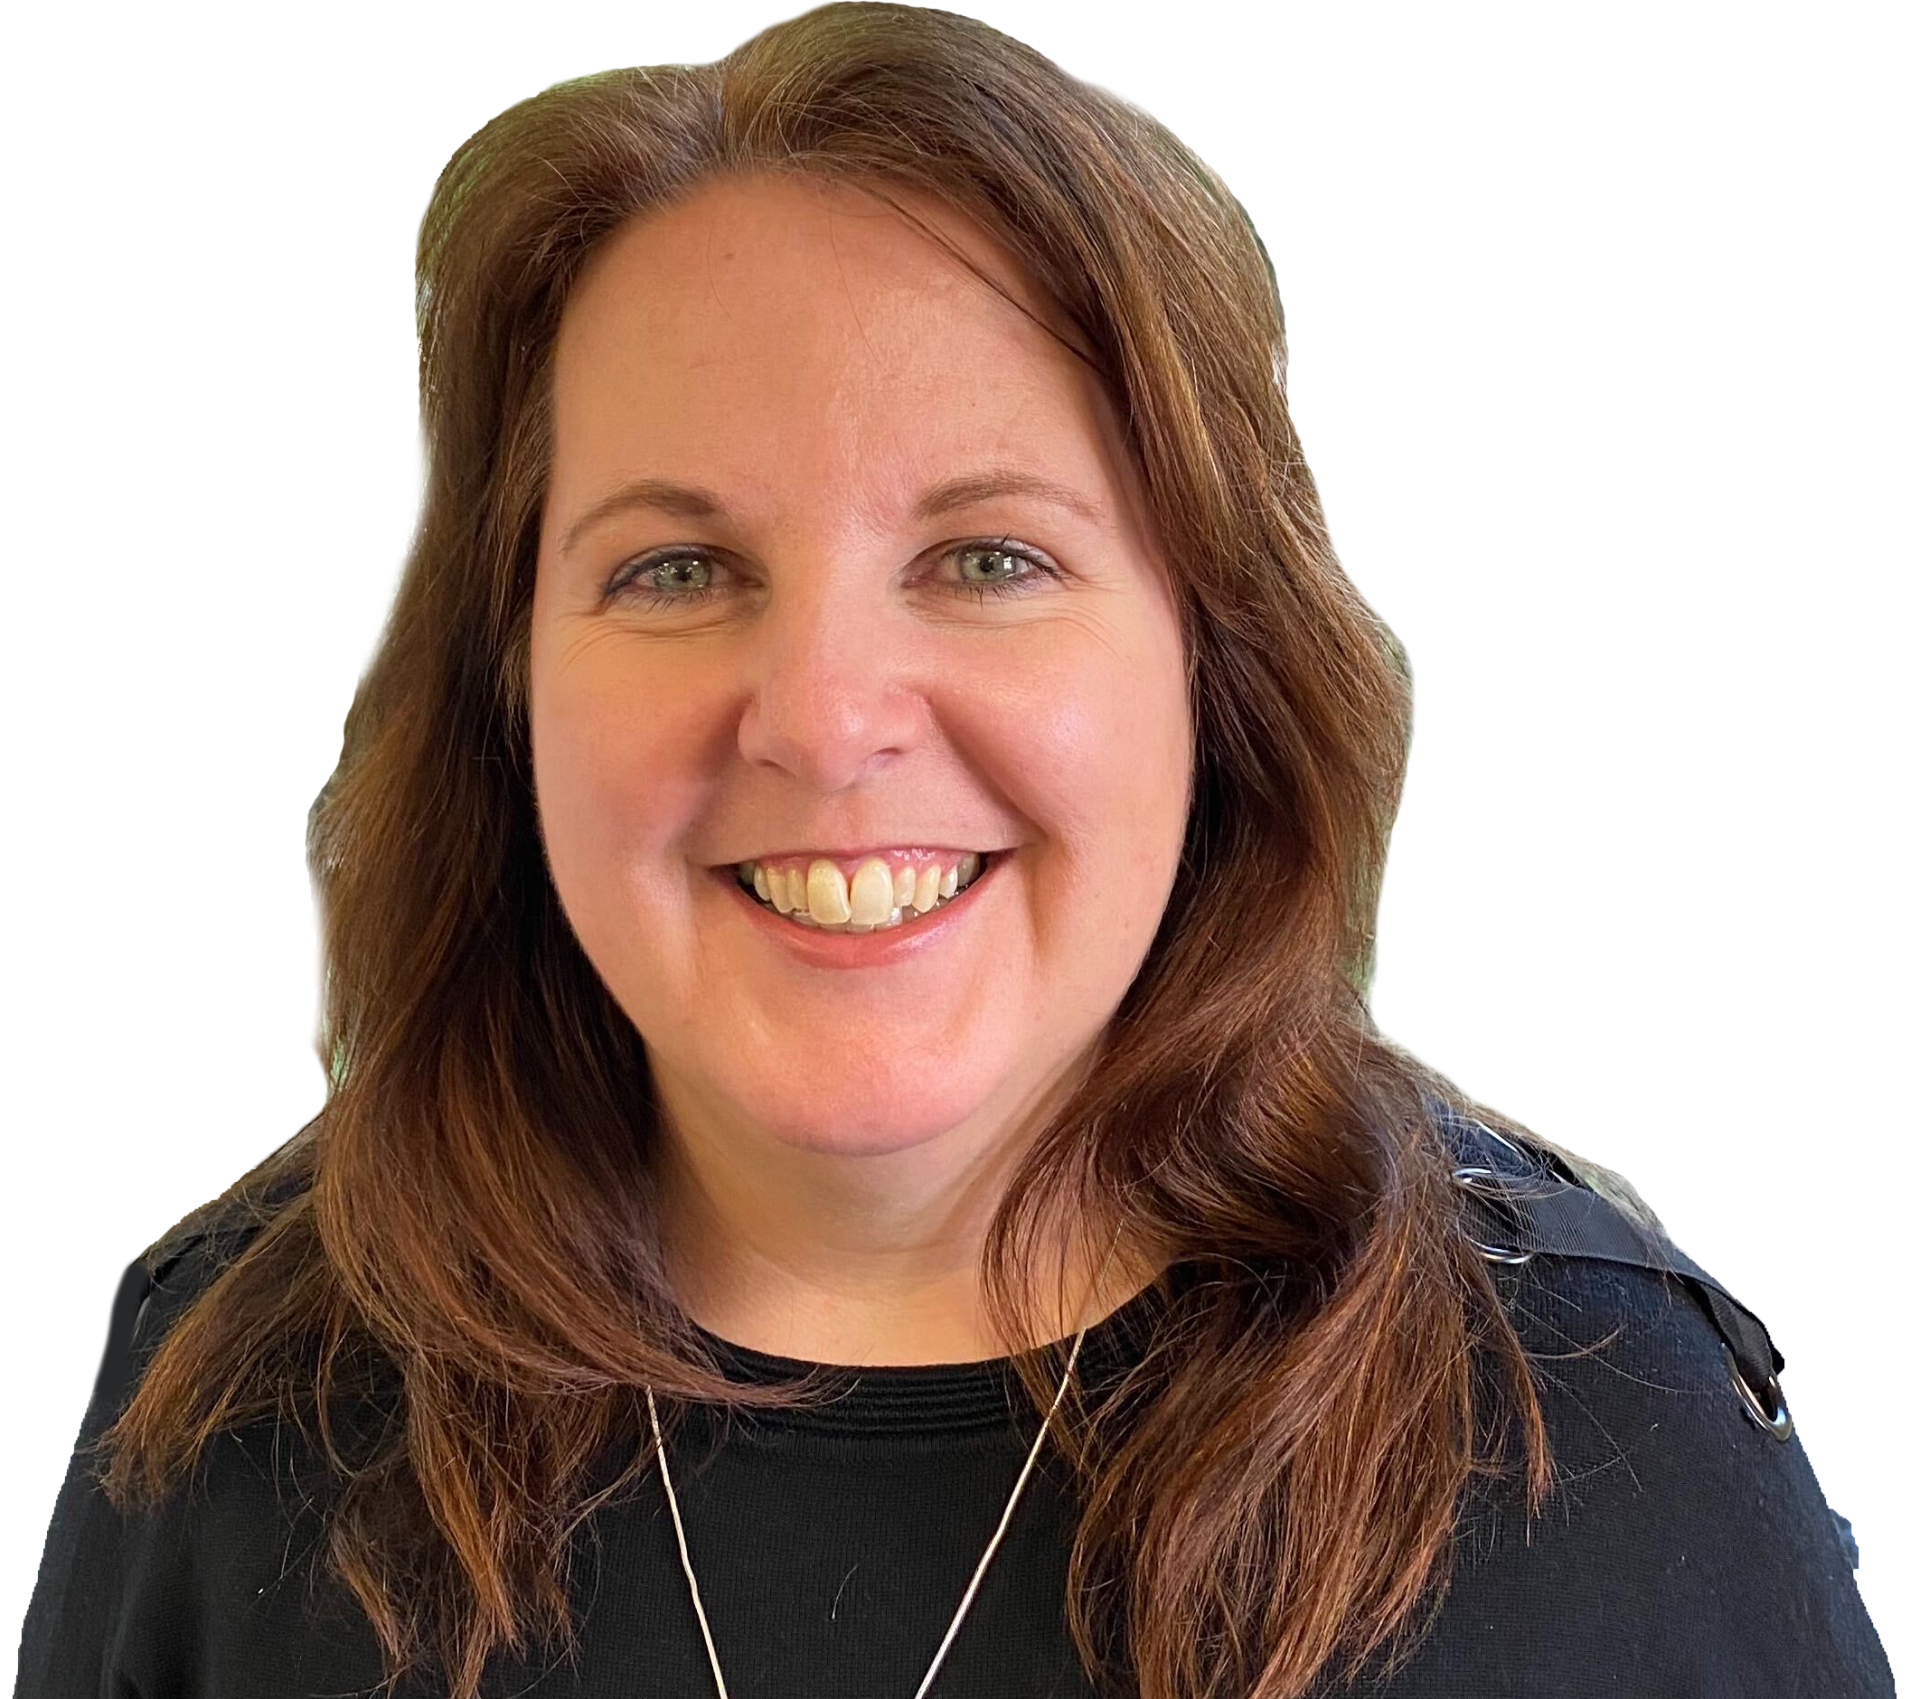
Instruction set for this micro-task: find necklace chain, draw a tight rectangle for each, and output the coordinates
[644,1232,1125,1698]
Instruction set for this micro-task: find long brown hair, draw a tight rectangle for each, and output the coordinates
[93,9,1665,1696]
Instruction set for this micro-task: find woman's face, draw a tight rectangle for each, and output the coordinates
[529,171,1191,1172]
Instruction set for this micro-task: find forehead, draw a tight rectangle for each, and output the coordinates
[545,174,1130,525]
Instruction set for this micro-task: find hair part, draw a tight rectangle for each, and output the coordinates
[95,9,1661,1697]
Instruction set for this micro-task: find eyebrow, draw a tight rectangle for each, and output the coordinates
[559,467,1105,559]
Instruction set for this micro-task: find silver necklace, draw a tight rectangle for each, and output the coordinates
[644,1232,1125,1699]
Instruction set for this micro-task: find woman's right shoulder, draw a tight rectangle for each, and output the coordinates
[92,1169,306,1429]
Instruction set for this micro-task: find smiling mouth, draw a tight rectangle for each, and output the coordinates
[710,856,1006,933]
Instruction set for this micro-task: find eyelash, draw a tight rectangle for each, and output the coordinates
[604,535,1063,611]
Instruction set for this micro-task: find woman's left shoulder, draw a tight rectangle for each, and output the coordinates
[1401,1134,1898,1699]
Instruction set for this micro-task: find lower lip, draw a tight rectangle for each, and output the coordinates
[709,853,1008,969]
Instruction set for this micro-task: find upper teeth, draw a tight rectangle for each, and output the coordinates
[737,852,985,926]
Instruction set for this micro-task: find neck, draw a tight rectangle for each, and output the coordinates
[669,1223,1155,1368]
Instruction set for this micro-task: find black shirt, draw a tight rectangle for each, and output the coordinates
[14,1221,1896,1698]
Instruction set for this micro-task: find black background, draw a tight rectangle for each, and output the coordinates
[26,13,1889,1674]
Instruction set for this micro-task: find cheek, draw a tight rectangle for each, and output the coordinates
[531,648,714,895]
[991,635,1190,887]
[532,725,711,1005]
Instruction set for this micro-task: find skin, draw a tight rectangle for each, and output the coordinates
[528,171,1192,1365]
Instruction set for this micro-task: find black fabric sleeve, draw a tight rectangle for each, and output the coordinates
[13,1254,158,1698]
[1328,1253,1899,1697]
[13,1230,264,1699]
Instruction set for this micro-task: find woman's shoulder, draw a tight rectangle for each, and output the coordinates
[23,1185,387,1699]
[1386,1112,1895,1697]
[91,1182,289,1420]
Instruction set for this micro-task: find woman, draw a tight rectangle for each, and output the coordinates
[16,7,1892,1697]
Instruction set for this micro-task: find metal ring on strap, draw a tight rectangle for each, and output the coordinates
[1446,1114,1797,1444]
[1448,1118,1552,1265]
[1722,1339,1795,1442]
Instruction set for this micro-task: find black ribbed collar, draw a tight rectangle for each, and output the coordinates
[678,1264,1182,1438]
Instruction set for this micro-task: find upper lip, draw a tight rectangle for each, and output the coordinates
[714,844,998,866]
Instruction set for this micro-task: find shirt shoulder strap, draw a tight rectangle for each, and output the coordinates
[1432,1108,1794,1444]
